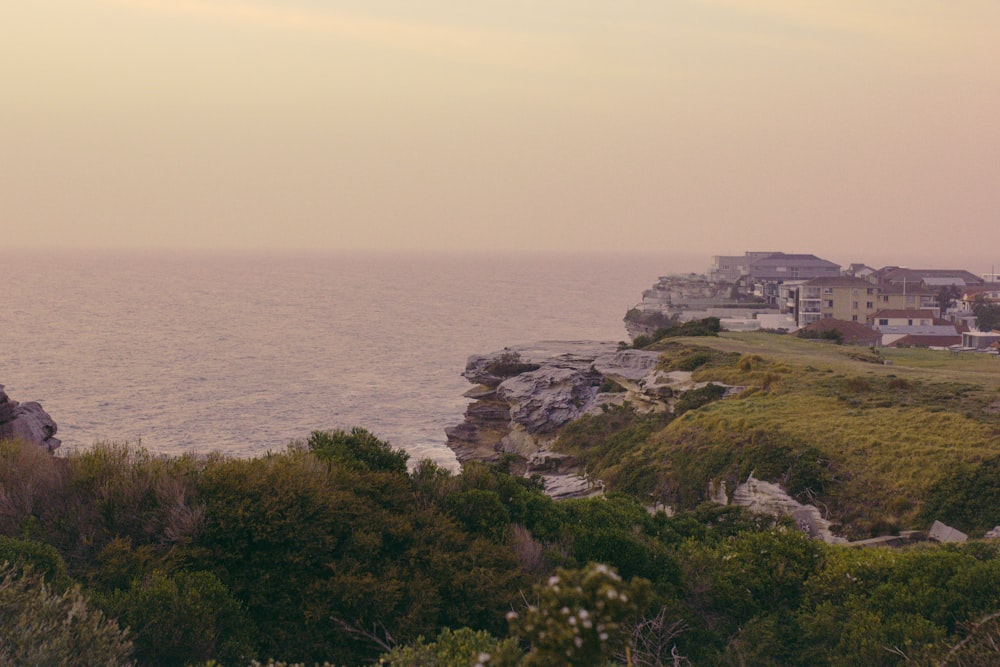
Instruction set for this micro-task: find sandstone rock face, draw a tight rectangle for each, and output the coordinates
[447,340,739,499]
[730,474,847,544]
[450,342,653,462]
[496,365,602,434]
[928,520,968,544]
[0,384,60,453]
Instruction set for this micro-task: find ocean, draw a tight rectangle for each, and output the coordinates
[0,250,701,468]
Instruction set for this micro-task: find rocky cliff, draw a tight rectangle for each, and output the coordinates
[446,341,729,499]
[0,384,60,452]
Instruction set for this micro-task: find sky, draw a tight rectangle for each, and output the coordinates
[3,0,999,268]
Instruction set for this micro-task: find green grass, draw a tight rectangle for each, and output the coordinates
[578,332,1000,539]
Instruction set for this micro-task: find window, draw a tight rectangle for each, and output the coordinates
[823,313,833,319]
[852,315,858,321]
[866,302,874,309]
[908,319,913,325]
[852,301,858,309]
[823,287,834,295]
[867,288,874,295]
[852,288,859,295]
[824,300,834,308]
[879,319,889,325]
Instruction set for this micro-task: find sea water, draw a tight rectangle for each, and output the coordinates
[0,250,701,467]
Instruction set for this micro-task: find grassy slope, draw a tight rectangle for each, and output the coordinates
[597,333,1000,539]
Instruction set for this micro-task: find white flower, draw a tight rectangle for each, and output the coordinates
[548,575,560,585]
[574,636,584,648]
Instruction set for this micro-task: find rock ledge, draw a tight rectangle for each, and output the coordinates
[0,384,60,453]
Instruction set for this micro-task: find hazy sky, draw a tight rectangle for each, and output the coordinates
[3,1,999,266]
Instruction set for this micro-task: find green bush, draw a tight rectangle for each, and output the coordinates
[307,427,409,474]
[485,350,541,378]
[509,563,652,667]
[674,383,727,415]
[105,569,255,667]
[0,535,70,589]
[381,627,521,667]
[0,564,134,666]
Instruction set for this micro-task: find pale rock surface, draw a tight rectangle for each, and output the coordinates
[496,365,602,434]
[731,474,847,544]
[0,384,60,452]
[928,520,968,543]
[447,341,743,499]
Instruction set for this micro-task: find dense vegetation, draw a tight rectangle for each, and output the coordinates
[3,335,1000,665]
[558,333,1000,539]
[627,317,722,350]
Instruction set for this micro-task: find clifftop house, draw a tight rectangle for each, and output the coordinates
[629,251,995,344]
[709,252,840,284]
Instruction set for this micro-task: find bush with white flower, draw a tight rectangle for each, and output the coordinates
[508,563,651,667]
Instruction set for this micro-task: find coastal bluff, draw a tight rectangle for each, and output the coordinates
[446,341,709,499]
[0,384,60,452]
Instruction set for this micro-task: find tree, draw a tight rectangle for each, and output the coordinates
[937,285,962,316]
[971,294,1000,332]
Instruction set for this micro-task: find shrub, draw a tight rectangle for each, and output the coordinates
[508,563,652,667]
[307,427,409,474]
[105,569,255,667]
[674,383,727,415]
[380,627,522,667]
[0,535,70,589]
[485,351,541,378]
[0,564,134,666]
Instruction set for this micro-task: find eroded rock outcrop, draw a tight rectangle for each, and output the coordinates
[448,342,655,463]
[447,341,739,499]
[728,474,847,544]
[0,384,60,452]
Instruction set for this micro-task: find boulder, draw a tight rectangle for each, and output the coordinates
[928,520,968,544]
[0,385,60,453]
[497,365,602,434]
[730,474,846,544]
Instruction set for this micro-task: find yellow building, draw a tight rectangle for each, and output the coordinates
[795,277,936,327]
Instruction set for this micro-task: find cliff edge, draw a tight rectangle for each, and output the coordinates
[0,384,60,452]
[446,341,726,499]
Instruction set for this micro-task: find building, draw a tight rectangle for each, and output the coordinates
[843,263,877,279]
[874,267,984,289]
[747,252,841,282]
[708,252,776,283]
[795,277,882,326]
[962,331,1000,350]
[876,284,939,315]
[867,310,960,347]
[708,251,840,285]
[959,286,1000,310]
